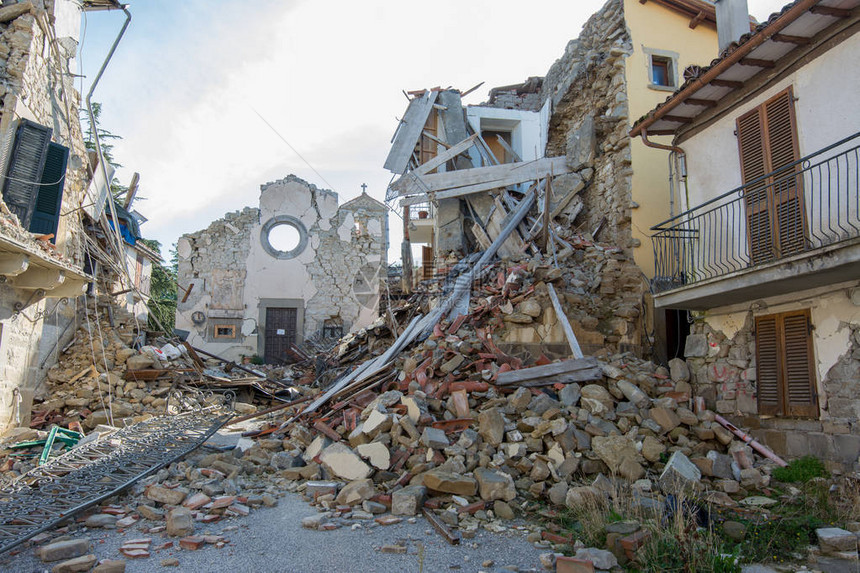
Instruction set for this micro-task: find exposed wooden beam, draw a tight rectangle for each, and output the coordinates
[810,5,852,17]
[709,78,744,88]
[740,57,776,68]
[411,133,477,176]
[662,114,694,123]
[771,33,812,45]
[685,97,718,107]
[689,10,706,29]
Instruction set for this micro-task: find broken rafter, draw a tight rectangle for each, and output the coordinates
[412,133,478,176]
[547,283,584,359]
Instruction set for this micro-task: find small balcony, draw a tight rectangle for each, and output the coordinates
[407,201,435,244]
[651,132,860,310]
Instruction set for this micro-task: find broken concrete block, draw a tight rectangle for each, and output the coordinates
[145,485,187,506]
[474,467,516,502]
[319,443,373,481]
[51,554,97,573]
[304,481,339,498]
[392,485,426,516]
[478,407,504,446]
[649,407,680,433]
[573,547,618,570]
[166,508,194,537]
[302,435,331,462]
[591,435,637,474]
[658,451,701,494]
[420,427,450,450]
[335,478,376,506]
[38,539,92,563]
[301,513,329,530]
[401,395,427,423]
[363,409,392,437]
[684,334,708,357]
[92,559,126,573]
[616,380,649,408]
[816,528,858,554]
[422,469,478,496]
[84,514,117,529]
[355,441,390,470]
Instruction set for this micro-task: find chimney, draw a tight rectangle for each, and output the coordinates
[714,0,750,52]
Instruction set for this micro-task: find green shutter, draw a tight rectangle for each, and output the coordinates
[29,142,69,241]
[1,119,52,228]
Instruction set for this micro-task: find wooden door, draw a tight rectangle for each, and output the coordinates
[264,307,297,364]
[738,87,806,264]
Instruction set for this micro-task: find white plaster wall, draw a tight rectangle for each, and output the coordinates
[681,36,860,265]
[465,106,543,162]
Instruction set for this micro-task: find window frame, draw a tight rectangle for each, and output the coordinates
[643,48,680,91]
[213,324,237,339]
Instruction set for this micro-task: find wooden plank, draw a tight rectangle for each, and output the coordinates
[550,179,585,220]
[384,91,438,174]
[505,367,604,387]
[495,357,598,386]
[471,222,492,250]
[485,197,526,258]
[395,156,570,197]
[410,133,478,177]
[496,134,522,163]
[547,283,584,359]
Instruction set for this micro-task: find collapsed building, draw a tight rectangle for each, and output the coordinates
[389,0,722,360]
[175,176,389,364]
[0,0,145,433]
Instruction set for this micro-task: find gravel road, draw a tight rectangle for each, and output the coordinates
[0,489,549,573]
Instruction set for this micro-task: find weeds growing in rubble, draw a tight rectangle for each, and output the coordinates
[771,456,827,483]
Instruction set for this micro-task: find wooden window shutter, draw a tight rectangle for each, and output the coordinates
[763,88,805,257]
[782,310,817,417]
[755,309,817,418]
[737,87,806,264]
[29,142,69,242]
[1,119,53,228]
[737,106,774,264]
[755,314,782,416]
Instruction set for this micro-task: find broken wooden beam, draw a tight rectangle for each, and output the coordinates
[547,283,584,359]
[422,507,461,545]
[495,357,601,387]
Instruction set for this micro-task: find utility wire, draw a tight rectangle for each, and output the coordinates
[251,107,336,192]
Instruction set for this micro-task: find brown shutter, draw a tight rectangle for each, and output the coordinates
[782,310,817,417]
[763,88,806,257]
[738,107,774,264]
[738,87,806,264]
[755,314,782,415]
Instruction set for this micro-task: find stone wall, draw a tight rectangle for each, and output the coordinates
[541,0,634,252]
[681,292,860,471]
[0,0,91,434]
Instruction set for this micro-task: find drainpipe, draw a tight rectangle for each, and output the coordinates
[85,4,131,263]
[639,128,687,217]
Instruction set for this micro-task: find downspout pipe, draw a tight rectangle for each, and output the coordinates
[639,128,686,217]
[85,4,131,261]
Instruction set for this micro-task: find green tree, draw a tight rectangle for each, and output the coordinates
[138,238,177,333]
[81,101,128,198]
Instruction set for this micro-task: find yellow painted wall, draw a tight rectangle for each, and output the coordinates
[623,0,719,277]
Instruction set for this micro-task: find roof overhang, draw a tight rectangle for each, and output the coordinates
[639,0,719,29]
[81,1,126,12]
[630,0,860,140]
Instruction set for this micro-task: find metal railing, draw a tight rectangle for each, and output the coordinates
[651,132,860,292]
[408,202,434,220]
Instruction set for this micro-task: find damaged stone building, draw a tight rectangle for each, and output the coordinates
[387,0,721,359]
[631,0,860,468]
[175,175,388,364]
[0,0,129,432]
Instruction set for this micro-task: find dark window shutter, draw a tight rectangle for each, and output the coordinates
[782,310,817,417]
[755,315,782,416]
[1,119,53,228]
[29,142,69,241]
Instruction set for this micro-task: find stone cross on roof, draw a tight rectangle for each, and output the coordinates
[360,183,367,194]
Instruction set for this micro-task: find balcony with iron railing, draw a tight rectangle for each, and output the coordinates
[651,132,860,310]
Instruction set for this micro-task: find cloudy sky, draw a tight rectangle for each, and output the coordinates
[78,0,788,261]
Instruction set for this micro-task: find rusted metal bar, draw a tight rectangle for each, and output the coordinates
[422,508,461,545]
